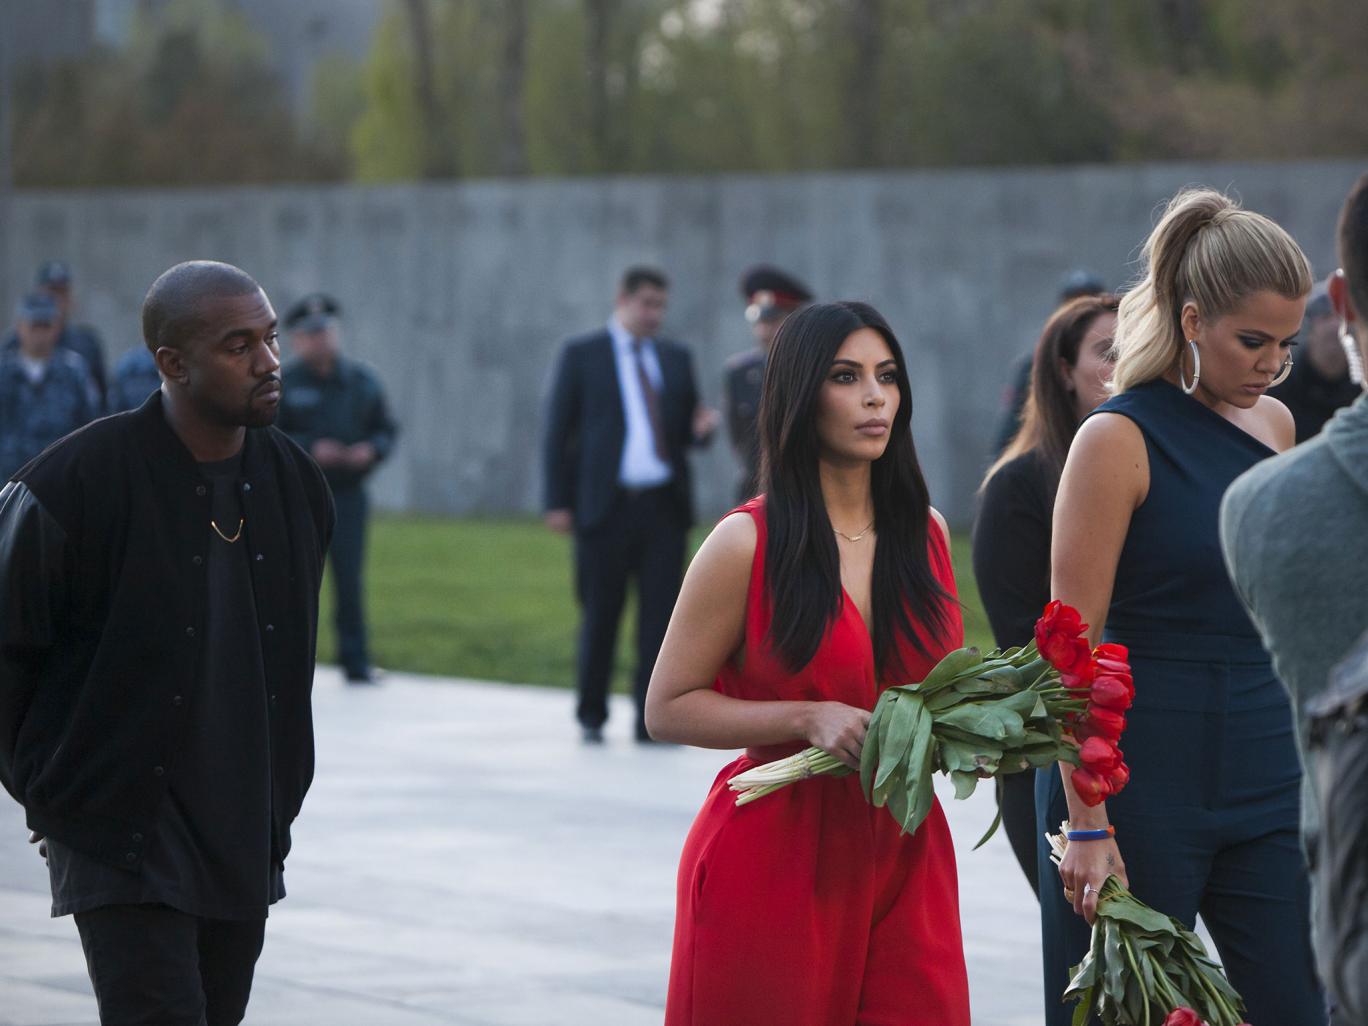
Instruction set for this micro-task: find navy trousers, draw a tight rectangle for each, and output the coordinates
[1036,636,1325,1026]
[330,485,370,678]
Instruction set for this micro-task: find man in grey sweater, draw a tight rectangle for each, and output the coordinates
[1221,170,1368,1019]
[1305,633,1368,1024]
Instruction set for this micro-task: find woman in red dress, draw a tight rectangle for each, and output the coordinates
[645,301,972,1026]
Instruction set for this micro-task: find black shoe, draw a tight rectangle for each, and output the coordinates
[345,669,378,685]
[581,725,605,745]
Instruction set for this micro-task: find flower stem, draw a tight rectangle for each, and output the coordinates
[1120,935,1150,1026]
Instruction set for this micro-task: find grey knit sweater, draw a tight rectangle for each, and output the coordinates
[1221,393,1368,851]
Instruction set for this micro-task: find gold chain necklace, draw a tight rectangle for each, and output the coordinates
[211,518,244,543]
[832,520,875,543]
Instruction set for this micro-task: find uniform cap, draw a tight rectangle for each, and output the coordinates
[284,292,341,333]
[1058,269,1107,302]
[35,260,73,287]
[739,265,813,323]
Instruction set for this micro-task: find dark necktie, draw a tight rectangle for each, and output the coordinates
[630,338,670,462]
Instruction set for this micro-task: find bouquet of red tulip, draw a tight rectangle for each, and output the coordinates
[728,600,1134,844]
[1162,1012,1247,1026]
[1048,828,1250,1026]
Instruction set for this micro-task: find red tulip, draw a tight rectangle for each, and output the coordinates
[1077,705,1126,742]
[1161,1009,1203,1026]
[1055,637,1095,678]
[1079,736,1122,774]
[1071,766,1111,806]
[1061,659,1097,689]
[1093,641,1130,670]
[1036,601,1092,676]
[1037,600,1087,640]
[1089,674,1134,712]
[1105,762,1130,793]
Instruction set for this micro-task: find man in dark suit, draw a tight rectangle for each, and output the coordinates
[543,266,718,743]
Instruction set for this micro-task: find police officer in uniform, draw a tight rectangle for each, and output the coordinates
[1,261,110,406]
[723,265,813,502]
[0,292,100,479]
[277,294,398,684]
[108,346,163,413]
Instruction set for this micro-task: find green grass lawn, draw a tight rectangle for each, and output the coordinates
[318,514,993,689]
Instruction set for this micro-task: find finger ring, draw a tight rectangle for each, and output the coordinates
[1083,882,1095,899]
[1063,888,1075,902]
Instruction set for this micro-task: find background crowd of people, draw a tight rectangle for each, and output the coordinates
[3,171,1367,1024]
[536,178,1368,1021]
[0,265,398,686]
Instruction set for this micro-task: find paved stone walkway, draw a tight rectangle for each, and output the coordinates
[0,669,1045,1025]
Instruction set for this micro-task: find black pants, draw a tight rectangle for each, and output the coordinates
[574,487,686,734]
[330,485,370,677]
[998,772,1040,899]
[73,903,265,1026]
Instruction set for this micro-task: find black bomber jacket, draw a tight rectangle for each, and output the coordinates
[0,391,334,871]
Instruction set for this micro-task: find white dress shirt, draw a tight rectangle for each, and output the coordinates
[608,317,673,488]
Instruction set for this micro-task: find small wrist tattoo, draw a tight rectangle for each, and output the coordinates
[1105,853,1116,867]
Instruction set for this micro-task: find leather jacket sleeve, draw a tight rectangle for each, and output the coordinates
[0,481,69,800]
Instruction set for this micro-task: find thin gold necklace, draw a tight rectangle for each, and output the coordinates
[211,518,244,543]
[833,520,875,543]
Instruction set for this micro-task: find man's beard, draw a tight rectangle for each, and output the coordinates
[244,402,278,429]
[242,378,281,427]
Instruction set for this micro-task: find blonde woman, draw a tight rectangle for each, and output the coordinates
[1041,189,1325,1024]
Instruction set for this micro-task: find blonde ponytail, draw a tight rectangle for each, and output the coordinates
[1110,189,1312,395]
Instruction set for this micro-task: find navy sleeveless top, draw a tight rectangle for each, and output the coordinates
[1093,379,1272,642]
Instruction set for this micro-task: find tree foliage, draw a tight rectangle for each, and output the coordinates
[11,0,1368,188]
[12,0,342,187]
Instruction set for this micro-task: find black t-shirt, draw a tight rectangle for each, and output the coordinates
[972,450,1052,651]
[47,451,282,919]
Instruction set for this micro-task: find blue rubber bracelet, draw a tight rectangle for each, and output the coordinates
[1065,828,1114,841]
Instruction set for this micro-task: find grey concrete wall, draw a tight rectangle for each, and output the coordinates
[2,159,1363,526]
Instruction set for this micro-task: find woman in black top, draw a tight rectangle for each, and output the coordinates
[971,293,1119,895]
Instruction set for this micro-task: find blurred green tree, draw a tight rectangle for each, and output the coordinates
[13,0,340,187]
[11,0,1367,187]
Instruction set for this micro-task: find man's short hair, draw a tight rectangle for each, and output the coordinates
[620,266,669,296]
[142,261,261,354]
[1339,172,1368,321]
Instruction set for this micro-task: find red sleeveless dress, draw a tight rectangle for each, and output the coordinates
[664,498,971,1026]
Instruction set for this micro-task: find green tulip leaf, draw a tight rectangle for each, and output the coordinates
[937,702,1024,741]
[972,802,1004,849]
[951,769,980,801]
[919,647,982,688]
[875,697,922,792]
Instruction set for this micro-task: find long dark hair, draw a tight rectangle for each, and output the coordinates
[984,293,1120,498]
[758,301,951,679]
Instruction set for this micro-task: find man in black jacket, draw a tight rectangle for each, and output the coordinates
[543,266,717,743]
[0,261,334,1026]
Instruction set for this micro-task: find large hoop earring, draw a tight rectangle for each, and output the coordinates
[1269,355,1293,388]
[1178,339,1201,395]
[1341,320,1366,389]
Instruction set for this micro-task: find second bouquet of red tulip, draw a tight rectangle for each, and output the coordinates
[728,600,1133,844]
